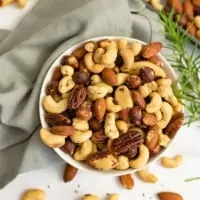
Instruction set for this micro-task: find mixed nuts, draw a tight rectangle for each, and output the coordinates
[40,38,184,171]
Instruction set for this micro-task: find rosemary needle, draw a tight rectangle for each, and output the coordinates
[184,177,200,182]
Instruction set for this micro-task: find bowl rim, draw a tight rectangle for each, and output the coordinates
[39,36,180,176]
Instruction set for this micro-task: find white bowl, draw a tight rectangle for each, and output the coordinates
[39,36,178,176]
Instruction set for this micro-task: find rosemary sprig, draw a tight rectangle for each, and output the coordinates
[159,10,200,125]
[184,177,200,182]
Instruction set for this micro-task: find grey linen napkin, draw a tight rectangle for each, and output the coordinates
[0,0,165,188]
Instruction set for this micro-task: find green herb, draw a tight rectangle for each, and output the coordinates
[159,10,200,125]
[184,177,200,182]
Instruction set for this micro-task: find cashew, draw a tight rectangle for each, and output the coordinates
[157,102,173,129]
[137,168,158,183]
[138,81,158,98]
[117,38,128,49]
[104,113,119,139]
[156,78,172,86]
[131,61,166,78]
[58,76,75,93]
[42,95,68,113]
[40,128,66,148]
[72,118,89,131]
[128,42,142,56]
[166,95,183,113]
[84,41,98,53]
[61,65,74,76]
[155,110,162,121]
[84,53,105,73]
[97,83,113,93]
[90,75,103,85]
[113,67,120,73]
[22,189,45,200]
[99,39,115,48]
[70,130,92,144]
[120,48,135,72]
[116,120,128,134]
[116,73,129,85]
[106,97,122,113]
[129,144,150,169]
[82,194,100,200]
[194,16,200,29]
[74,140,93,161]
[150,0,164,11]
[87,84,110,100]
[93,48,105,63]
[101,44,118,65]
[116,155,129,170]
[115,86,133,108]
[160,155,183,168]
[146,92,162,113]
[17,0,27,8]
[159,131,171,147]
[107,194,120,200]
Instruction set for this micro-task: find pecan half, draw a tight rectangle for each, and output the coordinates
[91,129,108,144]
[164,112,184,138]
[68,86,87,109]
[111,131,144,155]
[45,113,71,127]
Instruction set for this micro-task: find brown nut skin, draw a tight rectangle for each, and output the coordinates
[46,80,59,95]
[119,174,134,190]
[72,47,86,59]
[132,91,146,110]
[50,126,75,136]
[76,107,92,121]
[63,164,78,182]
[150,143,161,156]
[167,0,183,14]
[157,192,183,200]
[60,140,76,155]
[129,106,142,126]
[45,113,71,127]
[52,66,62,81]
[183,0,194,20]
[91,129,108,144]
[101,68,118,86]
[89,118,103,131]
[119,109,130,122]
[142,113,157,126]
[186,21,197,37]
[123,148,138,159]
[140,67,155,82]
[126,75,142,89]
[93,98,107,122]
[141,42,163,58]
[61,55,79,68]
[147,56,164,67]
[145,125,159,151]
[73,71,90,84]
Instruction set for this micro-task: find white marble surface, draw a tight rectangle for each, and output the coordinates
[0,1,200,200]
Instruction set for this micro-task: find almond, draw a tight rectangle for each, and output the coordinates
[145,125,159,151]
[142,113,157,126]
[167,0,183,14]
[101,68,117,86]
[93,98,107,121]
[157,192,183,200]
[141,42,163,59]
[51,66,62,81]
[63,164,78,182]
[148,55,163,67]
[119,174,134,190]
[50,126,75,136]
[183,0,194,20]
[186,21,197,37]
[119,108,130,122]
[132,91,146,110]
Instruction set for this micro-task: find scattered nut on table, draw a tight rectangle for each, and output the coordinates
[21,189,45,200]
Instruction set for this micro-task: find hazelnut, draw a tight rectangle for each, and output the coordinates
[140,67,155,82]
[89,118,103,131]
[126,75,142,89]
[129,106,142,126]
[142,113,157,126]
[73,71,90,84]
[76,107,92,121]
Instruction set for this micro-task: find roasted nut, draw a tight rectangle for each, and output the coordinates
[119,174,134,190]
[111,131,144,155]
[194,16,200,29]
[106,97,122,113]
[40,128,66,148]
[142,113,157,126]
[132,91,146,110]
[72,118,89,131]
[129,106,142,126]
[58,76,75,94]
[145,125,159,151]
[116,155,129,170]
[70,130,92,144]
[157,192,183,200]
[138,81,158,98]
[146,92,162,113]
[117,38,128,49]
[93,98,107,121]
[115,86,133,109]
[91,129,108,144]
[160,155,183,168]
[90,74,103,85]
[126,75,142,89]
[72,46,86,59]
[120,48,135,72]
[167,0,183,14]
[159,132,171,148]
[89,118,103,131]
[93,48,105,63]
[187,21,197,36]
[137,168,158,183]
[101,68,118,86]
[140,67,155,82]
[76,106,92,121]
[63,164,78,182]
[61,65,74,76]
[107,194,120,200]
[119,109,130,122]
[116,73,129,85]
[50,126,75,136]
[68,86,87,109]
[84,41,98,52]
[45,113,71,127]
[183,0,194,20]
[150,143,161,155]
[72,71,90,84]
[116,120,128,134]
[124,148,138,159]
[148,55,164,67]
[21,189,45,200]
[52,66,62,81]
[61,55,79,68]
[60,140,76,155]
[141,42,163,58]
[129,42,142,56]
[82,194,100,200]
[46,80,59,97]
[87,152,118,170]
